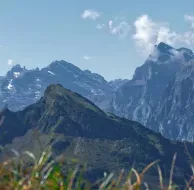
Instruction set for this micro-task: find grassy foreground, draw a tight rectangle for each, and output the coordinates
[0,146,193,190]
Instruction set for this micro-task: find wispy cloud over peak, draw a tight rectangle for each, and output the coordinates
[81,10,101,20]
[132,15,180,55]
[133,14,194,56]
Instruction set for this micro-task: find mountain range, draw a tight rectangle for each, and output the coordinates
[0,84,194,187]
[0,61,128,112]
[1,42,194,142]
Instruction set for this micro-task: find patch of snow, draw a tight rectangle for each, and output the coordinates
[13,72,21,78]
[148,66,152,79]
[90,88,104,96]
[48,71,55,75]
[159,123,164,134]
[73,74,79,78]
[91,89,98,95]
[74,81,90,89]
[7,79,13,90]
[35,91,41,99]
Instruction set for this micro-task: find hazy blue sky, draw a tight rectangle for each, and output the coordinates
[1,0,194,80]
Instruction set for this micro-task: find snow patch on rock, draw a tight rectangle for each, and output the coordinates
[48,71,55,75]
[7,80,13,90]
[13,72,21,78]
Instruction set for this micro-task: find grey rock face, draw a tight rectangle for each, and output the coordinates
[110,42,194,139]
[147,62,194,141]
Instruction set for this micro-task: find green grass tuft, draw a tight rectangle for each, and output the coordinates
[0,147,194,189]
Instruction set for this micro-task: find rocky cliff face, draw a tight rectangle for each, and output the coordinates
[110,42,194,131]
[147,61,194,141]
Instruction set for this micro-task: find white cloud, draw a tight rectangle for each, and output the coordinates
[84,56,91,60]
[132,14,194,56]
[169,49,185,62]
[180,14,194,45]
[147,49,160,62]
[96,23,105,30]
[108,17,130,38]
[108,20,113,27]
[184,14,194,29]
[81,10,101,20]
[7,59,13,66]
[83,14,130,38]
[132,15,179,55]
[147,44,187,63]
